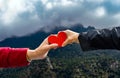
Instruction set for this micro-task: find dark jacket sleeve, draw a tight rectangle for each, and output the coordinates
[78,27,120,51]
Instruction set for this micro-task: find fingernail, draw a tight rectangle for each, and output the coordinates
[54,47,57,49]
[54,44,58,46]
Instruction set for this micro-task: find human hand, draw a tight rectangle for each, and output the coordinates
[27,37,58,61]
[48,32,67,47]
[62,30,79,47]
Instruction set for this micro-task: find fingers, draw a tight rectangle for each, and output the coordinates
[43,35,56,45]
[62,39,69,47]
[62,29,72,36]
[42,37,49,44]
[48,44,58,49]
[46,30,73,47]
[62,38,73,47]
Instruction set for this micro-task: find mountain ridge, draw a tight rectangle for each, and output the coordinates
[0,24,95,49]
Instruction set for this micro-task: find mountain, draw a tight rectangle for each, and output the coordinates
[0,24,95,49]
[1,24,120,78]
[0,24,95,59]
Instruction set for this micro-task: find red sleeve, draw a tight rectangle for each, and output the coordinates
[0,47,30,68]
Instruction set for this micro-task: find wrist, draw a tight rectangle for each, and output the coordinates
[27,49,36,62]
[74,33,79,43]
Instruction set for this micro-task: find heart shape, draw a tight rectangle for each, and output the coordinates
[48,31,67,47]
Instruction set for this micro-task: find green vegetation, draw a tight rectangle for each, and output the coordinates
[0,44,120,78]
[0,25,119,78]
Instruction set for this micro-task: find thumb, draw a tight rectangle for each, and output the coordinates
[62,39,69,47]
[48,44,58,49]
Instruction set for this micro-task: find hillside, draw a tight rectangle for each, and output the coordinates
[0,24,120,78]
[0,24,94,49]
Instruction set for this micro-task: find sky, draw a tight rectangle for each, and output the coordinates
[0,0,120,41]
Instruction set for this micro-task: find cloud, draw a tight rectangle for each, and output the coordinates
[110,0,120,6]
[46,2,53,9]
[0,0,120,40]
[94,7,106,17]
[0,0,36,24]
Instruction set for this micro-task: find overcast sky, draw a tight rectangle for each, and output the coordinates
[0,0,120,41]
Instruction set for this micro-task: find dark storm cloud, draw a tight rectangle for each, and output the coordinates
[0,0,120,40]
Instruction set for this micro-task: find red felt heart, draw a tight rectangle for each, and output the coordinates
[48,32,67,47]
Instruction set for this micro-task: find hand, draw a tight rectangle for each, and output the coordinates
[27,37,58,61]
[62,30,79,47]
